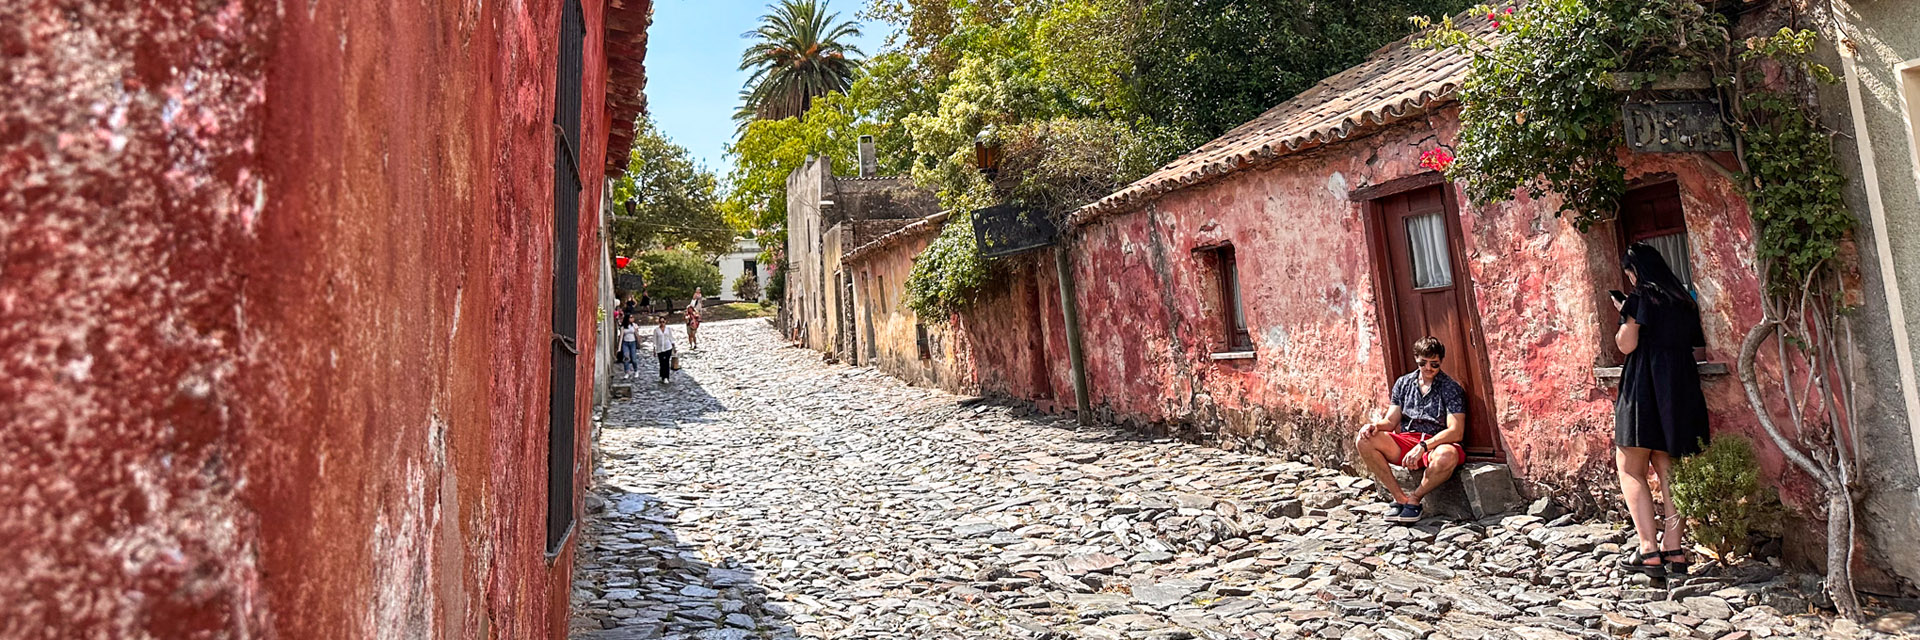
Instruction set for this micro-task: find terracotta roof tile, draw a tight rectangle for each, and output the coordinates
[1069,15,1493,226]
[842,211,951,265]
[605,0,653,176]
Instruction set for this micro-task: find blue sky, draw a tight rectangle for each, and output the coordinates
[645,0,889,174]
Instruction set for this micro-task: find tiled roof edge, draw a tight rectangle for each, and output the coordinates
[1067,90,1458,227]
[841,210,952,265]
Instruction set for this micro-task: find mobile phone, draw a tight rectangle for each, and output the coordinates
[1608,290,1627,302]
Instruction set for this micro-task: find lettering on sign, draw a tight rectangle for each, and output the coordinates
[972,203,1058,259]
[1623,100,1735,153]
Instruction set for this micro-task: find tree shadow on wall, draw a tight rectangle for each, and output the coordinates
[570,491,800,640]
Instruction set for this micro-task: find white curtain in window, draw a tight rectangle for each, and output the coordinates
[1644,232,1693,289]
[1405,212,1453,288]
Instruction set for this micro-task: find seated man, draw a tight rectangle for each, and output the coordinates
[1356,336,1467,524]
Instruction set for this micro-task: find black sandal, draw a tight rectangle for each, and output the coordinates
[1617,551,1665,576]
[1661,550,1691,576]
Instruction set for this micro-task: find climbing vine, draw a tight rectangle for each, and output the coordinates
[1419,1,1863,618]
[906,208,992,318]
[1413,0,1728,229]
[1734,29,1850,291]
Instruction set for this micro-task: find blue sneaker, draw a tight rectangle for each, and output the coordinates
[1382,503,1410,524]
[1392,503,1424,524]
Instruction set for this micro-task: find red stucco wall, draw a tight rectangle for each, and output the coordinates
[956,109,1790,508]
[1,2,612,638]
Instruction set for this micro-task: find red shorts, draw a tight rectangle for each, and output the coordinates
[1389,432,1461,468]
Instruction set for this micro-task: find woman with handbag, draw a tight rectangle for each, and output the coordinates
[652,315,678,384]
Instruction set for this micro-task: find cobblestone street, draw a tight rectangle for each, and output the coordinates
[571,321,1901,640]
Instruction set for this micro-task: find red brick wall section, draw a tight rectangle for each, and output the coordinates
[954,109,1796,508]
[0,1,608,638]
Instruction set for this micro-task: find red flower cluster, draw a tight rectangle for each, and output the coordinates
[1419,147,1455,172]
[1487,5,1514,28]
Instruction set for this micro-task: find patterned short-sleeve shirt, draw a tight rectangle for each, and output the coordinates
[1391,370,1468,436]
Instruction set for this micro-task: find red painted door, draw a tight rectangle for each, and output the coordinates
[1373,186,1500,459]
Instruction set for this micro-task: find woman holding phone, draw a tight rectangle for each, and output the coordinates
[1611,242,1710,578]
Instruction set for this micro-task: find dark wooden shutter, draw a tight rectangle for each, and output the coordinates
[546,0,585,554]
[1217,247,1252,351]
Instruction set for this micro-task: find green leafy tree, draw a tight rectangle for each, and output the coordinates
[739,0,866,123]
[788,0,1467,314]
[610,119,737,256]
[906,208,989,317]
[721,91,874,234]
[632,249,723,308]
[1134,0,1473,141]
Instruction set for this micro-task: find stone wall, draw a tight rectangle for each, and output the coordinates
[785,157,831,349]
[1819,0,1920,592]
[0,1,618,636]
[783,157,938,354]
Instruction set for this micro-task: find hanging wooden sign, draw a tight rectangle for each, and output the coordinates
[1623,100,1735,153]
[971,203,1057,259]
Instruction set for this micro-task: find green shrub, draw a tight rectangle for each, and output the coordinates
[766,266,787,303]
[633,249,721,306]
[905,208,991,318]
[733,272,763,301]
[1671,435,1783,561]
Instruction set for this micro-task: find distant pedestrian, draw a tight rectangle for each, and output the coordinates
[618,315,641,379]
[652,315,677,384]
[685,287,704,350]
[1610,242,1708,578]
[621,295,638,322]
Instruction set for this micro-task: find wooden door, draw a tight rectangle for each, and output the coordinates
[1025,263,1053,399]
[1371,185,1501,459]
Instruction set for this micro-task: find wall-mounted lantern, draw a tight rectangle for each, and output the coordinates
[973,125,1003,178]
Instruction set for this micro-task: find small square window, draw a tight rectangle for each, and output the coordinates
[915,322,931,359]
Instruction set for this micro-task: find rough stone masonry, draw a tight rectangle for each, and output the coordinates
[572,320,1918,640]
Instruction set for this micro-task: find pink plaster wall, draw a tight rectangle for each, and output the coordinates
[956,109,1788,507]
[1,1,613,637]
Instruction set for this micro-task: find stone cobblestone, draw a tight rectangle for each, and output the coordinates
[571,320,1910,640]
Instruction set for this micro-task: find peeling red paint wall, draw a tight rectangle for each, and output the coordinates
[953,108,1788,508]
[1,1,614,638]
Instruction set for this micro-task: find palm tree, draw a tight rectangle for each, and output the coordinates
[737,0,863,123]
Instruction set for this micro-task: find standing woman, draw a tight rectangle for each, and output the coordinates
[652,315,677,384]
[685,287,704,351]
[619,315,642,380]
[1612,242,1710,578]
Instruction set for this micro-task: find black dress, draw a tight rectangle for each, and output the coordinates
[1615,292,1711,456]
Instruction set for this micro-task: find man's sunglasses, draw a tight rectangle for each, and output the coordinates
[1416,358,1444,369]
